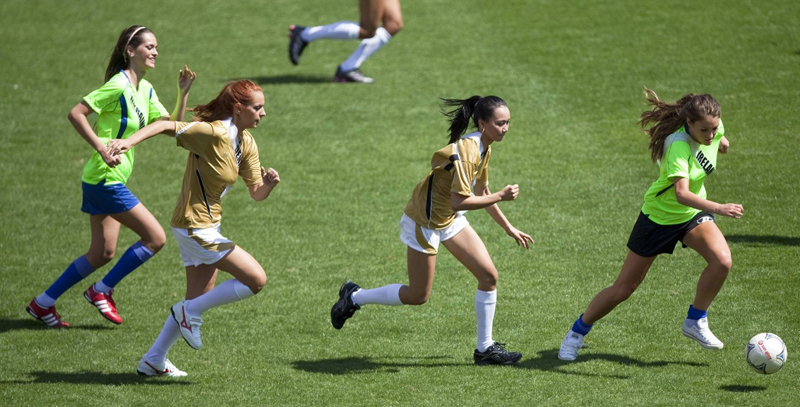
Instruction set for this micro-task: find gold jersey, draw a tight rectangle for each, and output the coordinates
[170,120,262,229]
[404,133,491,230]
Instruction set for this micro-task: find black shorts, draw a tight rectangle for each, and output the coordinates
[626,211,715,257]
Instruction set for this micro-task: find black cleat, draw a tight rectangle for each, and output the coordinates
[473,342,522,365]
[334,66,374,83]
[288,25,308,65]
[331,281,361,329]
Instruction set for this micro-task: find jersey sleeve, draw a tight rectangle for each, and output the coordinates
[664,140,691,180]
[83,77,126,115]
[146,85,169,124]
[450,160,474,197]
[174,122,218,158]
[239,132,262,186]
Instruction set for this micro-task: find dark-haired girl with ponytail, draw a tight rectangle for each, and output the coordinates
[27,25,195,328]
[330,95,533,365]
[558,89,743,361]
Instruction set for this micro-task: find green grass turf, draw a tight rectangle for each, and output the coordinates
[1,0,798,405]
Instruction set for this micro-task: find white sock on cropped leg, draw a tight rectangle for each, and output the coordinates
[351,283,403,306]
[475,289,497,352]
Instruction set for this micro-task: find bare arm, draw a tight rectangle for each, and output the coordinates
[718,135,730,154]
[107,121,176,156]
[249,167,280,201]
[68,101,121,168]
[452,184,534,249]
[168,66,195,122]
[673,177,743,218]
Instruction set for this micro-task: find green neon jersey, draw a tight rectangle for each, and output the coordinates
[641,120,724,225]
[81,71,168,185]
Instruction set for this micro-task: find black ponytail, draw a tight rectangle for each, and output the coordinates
[440,95,507,143]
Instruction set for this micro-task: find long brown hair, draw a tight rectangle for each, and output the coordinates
[639,87,720,162]
[105,25,153,82]
[190,80,263,122]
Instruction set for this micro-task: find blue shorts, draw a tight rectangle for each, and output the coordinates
[81,180,140,215]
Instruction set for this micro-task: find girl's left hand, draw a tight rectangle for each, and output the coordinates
[178,65,196,95]
[507,227,534,249]
[107,138,134,156]
[261,167,280,188]
[718,136,730,154]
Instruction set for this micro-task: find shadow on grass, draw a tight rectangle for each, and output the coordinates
[3,371,191,385]
[513,349,708,379]
[293,356,463,375]
[719,384,767,392]
[726,234,800,247]
[0,318,114,334]
[240,75,333,85]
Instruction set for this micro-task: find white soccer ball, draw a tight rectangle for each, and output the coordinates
[745,333,787,374]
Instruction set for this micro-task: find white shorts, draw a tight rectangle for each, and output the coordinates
[399,213,469,255]
[171,225,236,267]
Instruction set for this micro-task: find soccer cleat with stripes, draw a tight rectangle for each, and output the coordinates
[172,300,203,350]
[137,356,188,377]
[84,284,122,324]
[26,298,70,328]
[331,281,361,329]
[473,342,522,365]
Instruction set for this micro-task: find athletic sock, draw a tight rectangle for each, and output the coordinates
[571,314,593,336]
[301,21,360,42]
[339,27,392,72]
[686,304,707,321]
[475,289,497,353]
[351,284,403,306]
[100,241,153,289]
[145,315,182,364]
[186,279,255,316]
[40,255,96,306]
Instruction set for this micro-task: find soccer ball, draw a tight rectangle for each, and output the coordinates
[745,333,787,374]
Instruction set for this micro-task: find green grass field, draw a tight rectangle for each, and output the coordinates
[1,0,799,405]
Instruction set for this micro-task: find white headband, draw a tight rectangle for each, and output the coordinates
[123,26,146,59]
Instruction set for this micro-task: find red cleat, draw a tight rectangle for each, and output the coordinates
[26,298,70,328]
[84,285,122,324]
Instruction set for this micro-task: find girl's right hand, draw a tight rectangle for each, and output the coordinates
[100,149,122,168]
[717,203,744,219]
[498,184,520,201]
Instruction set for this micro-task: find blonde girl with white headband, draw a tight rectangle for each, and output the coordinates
[27,25,195,328]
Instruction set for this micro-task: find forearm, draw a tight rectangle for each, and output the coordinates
[249,183,275,201]
[484,203,513,232]
[676,190,722,214]
[451,193,502,211]
[128,121,176,146]
[170,90,190,121]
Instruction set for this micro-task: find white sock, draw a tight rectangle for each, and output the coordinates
[339,27,392,72]
[145,315,181,364]
[301,21,360,42]
[475,289,497,352]
[186,279,255,316]
[351,284,403,306]
[94,281,113,294]
[35,293,56,308]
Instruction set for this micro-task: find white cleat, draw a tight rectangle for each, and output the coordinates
[558,330,585,361]
[682,317,723,349]
[171,300,203,350]
[137,356,187,377]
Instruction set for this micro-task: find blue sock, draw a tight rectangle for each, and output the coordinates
[686,305,707,320]
[44,255,96,301]
[571,314,593,336]
[100,242,154,289]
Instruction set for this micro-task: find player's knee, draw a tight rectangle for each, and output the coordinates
[712,253,732,274]
[404,290,430,305]
[146,230,167,254]
[247,270,267,294]
[611,284,637,303]
[384,20,403,36]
